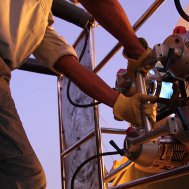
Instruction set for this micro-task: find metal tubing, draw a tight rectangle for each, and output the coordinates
[109,164,189,189]
[94,104,105,182]
[94,120,105,189]
[93,43,121,73]
[19,58,58,76]
[57,76,66,189]
[101,128,127,135]
[94,0,165,74]
[136,73,152,133]
[52,0,92,28]
[104,160,133,183]
[61,129,95,158]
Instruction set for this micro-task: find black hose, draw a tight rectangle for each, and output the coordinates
[67,79,101,108]
[174,0,189,22]
[71,151,119,189]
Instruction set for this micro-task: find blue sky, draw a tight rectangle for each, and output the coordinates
[10,1,189,188]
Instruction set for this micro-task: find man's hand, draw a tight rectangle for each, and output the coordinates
[113,93,157,127]
[123,38,157,76]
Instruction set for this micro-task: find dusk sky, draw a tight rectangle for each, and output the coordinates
[9,1,189,188]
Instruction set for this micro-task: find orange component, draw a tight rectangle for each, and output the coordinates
[173,26,187,34]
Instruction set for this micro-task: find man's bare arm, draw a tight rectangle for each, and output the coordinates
[54,55,119,108]
[79,0,145,59]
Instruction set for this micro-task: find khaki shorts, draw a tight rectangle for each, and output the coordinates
[0,58,46,188]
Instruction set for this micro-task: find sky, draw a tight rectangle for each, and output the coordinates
[9,1,189,189]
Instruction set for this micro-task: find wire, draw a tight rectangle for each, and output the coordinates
[67,26,102,108]
[74,27,89,63]
[71,151,119,189]
[174,0,189,22]
[67,79,101,108]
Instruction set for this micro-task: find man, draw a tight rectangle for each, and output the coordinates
[0,0,157,188]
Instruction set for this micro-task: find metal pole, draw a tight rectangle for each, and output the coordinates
[109,164,189,189]
[136,73,152,132]
[52,0,92,28]
[57,75,66,189]
[19,58,58,76]
[94,0,165,74]
[101,128,127,135]
[94,106,105,189]
[104,160,133,183]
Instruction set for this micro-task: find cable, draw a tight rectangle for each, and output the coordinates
[78,28,89,62]
[67,79,101,108]
[174,0,189,22]
[67,26,102,108]
[71,151,119,189]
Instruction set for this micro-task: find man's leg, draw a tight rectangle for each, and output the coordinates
[0,62,46,189]
[0,153,46,189]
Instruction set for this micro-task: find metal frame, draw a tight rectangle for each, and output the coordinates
[58,26,106,189]
[19,0,189,188]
